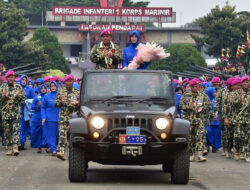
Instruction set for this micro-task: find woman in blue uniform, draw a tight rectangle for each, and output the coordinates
[122,30,151,70]
[206,87,221,152]
[41,81,60,156]
[31,85,47,153]
[19,74,35,150]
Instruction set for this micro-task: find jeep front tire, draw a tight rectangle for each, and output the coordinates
[171,147,190,184]
[68,134,87,182]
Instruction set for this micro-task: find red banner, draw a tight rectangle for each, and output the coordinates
[79,24,146,32]
[52,6,172,17]
[100,0,124,8]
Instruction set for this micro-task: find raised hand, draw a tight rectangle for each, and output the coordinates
[5,87,8,97]
[42,119,46,126]
[61,95,65,102]
[188,102,194,109]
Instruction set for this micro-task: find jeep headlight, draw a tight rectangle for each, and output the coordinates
[91,116,105,130]
[155,118,169,130]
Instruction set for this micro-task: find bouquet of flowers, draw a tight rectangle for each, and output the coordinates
[128,42,170,70]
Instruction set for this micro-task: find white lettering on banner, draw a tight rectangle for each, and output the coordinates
[54,8,81,15]
[145,9,170,16]
[79,24,146,32]
[122,9,142,16]
[83,8,114,15]
[52,6,173,17]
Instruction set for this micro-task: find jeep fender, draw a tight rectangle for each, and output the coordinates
[172,118,190,135]
[69,117,88,134]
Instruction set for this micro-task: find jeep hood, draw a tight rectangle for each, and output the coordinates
[80,103,176,118]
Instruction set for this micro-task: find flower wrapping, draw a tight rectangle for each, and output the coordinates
[128,42,170,70]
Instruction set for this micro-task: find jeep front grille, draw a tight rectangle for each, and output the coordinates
[106,117,153,130]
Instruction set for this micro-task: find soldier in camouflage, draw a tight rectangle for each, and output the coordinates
[90,29,122,69]
[55,74,80,160]
[219,78,234,158]
[0,76,4,139]
[197,80,211,156]
[240,76,250,163]
[0,70,25,156]
[179,78,211,162]
[212,77,228,156]
[231,76,249,162]
[227,78,243,161]
[237,62,246,77]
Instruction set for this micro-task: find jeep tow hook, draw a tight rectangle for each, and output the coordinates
[122,146,143,157]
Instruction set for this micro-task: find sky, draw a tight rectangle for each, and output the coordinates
[133,0,250,27]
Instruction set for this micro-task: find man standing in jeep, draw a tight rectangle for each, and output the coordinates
[90,29,123,69]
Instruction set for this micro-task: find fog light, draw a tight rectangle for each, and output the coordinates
[161,132,167,140]
[93,132,100,139]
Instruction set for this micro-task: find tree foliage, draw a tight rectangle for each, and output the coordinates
[0,2,47,69]
[8,0,149,25]
[148,44,207,73]
[183,19,200,28]
[31,27,70,73]
[191,3,249,61]
[42,69,65,78]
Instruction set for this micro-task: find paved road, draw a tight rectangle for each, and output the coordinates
[0,144,249,190]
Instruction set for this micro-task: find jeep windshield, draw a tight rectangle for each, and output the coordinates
[84,72,173,101]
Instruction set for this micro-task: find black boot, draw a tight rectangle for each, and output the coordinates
[18,145,26,151]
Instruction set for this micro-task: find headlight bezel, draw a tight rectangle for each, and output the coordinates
[90,116,105,130]
[155,117,170,130]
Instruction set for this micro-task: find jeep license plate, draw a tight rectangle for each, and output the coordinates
[119,135,145,144]
[126,127,140,135]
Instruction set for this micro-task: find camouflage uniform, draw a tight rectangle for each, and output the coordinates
[231,89,249,156]
[0,83,3,138]
[55,87,80,159]
[223,90,236,156]
[213,87,230,152]
[90,42,122,69]
[179,91,211,155]
[0,84,25,149]
[238,66,246,77]
[200,90,211,153]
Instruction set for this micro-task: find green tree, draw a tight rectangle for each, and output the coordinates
[42,69,65,78]
[191,3,249,61]
[0,2,47,69]
[9,0,149,25]
[31,27,70,73]
[148,44,207,73]
[183,19,200,28]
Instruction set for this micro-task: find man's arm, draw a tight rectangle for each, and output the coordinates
[112,45,123,65]
[90,45,101,63]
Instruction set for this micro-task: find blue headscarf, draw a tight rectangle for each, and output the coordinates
[207,81,212,87]
[73,82,80,90]
[40,84,47,96]
[59,81,64,88]
[36,78,44,85]
[206,87,216,102]
[49,81,58,93]
[28,80,35,88]
[20,75,28,88]
[129,30,140,47]
[201,82,206,89]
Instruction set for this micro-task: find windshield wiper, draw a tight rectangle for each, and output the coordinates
[102,96,133,103]
[137,97,168,103]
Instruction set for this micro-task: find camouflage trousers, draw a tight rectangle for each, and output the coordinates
[3,119,20,146]
[190,124,206,153]
[221,125,227,149]
[57,121,69,149]
[243,124,249,153]
[233,124,244,152]
[225,125,234,152]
